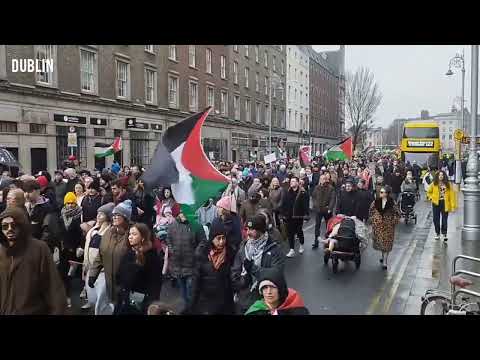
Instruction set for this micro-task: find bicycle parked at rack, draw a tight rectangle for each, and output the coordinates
[420,255,480,315]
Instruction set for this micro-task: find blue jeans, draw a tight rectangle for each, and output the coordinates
[177,276,193,307]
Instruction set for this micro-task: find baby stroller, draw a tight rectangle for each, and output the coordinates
[399,191,417,225]
[323,215,362,274]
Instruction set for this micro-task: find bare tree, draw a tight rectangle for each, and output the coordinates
[345,67,382,151]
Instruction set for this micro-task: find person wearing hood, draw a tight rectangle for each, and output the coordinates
[268,177,284,229]
[88,199,133,311]
[5,188,29,220]
[23,179,59,252]
[336,181,358,217]
[133,179,155,228]
[239,191,263,226]
[211,196,242,255]
[83,202,114,314]
[0,207,68,315]
[166,211,207,310]
[312,174,336,249]
[231,214,285,314]
[196,198,217,229]
[115,223,163,315]
[355,179,374,222]
[245,267,309,315]
[222,176,246,214]
[189,221,235,315]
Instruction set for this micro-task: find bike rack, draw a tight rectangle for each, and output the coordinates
[451,255,480,305]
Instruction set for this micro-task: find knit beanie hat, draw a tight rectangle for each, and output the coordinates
[97,202,115,221]
[36,175,49,189]
[113,199,132,221]
[64,192,77,205]
[216,196,236,214]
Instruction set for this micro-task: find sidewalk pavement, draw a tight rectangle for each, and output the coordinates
[397,190,480,314]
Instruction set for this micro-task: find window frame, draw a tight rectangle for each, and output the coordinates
[255,45,259,63]
[188,45,196,68]
[79,47,98,95]
[244,67,249,88]
[34,45,57,87]
[245,98,251,122]
[206,48,212,74]
[244,45,249,57]
[116,59,131,100]
[220,90,228,116]
[168,45,178,61]
[189,79,199,112]
[144,45,154,54]
[144,67,157,105]
[206,85,215,110]
[233,61,238,84]
[168,74,179,109]
[233,95,240,120]
[220,55,226,79]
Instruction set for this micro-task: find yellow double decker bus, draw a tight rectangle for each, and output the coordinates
[400,122,441,169]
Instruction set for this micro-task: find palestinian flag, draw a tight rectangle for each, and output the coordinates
[299,145,312,167]
[141,107,229,228]
[324,137,353,161]
[94,137,122,158]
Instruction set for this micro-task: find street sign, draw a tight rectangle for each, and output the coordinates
[454,129,464,141]
[68,132,77,147]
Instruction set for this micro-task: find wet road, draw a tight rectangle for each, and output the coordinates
[70,193,434,315]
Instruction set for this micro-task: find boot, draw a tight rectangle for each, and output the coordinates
[312,237,319,249]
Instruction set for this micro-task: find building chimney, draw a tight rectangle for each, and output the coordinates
[420,110,429,119]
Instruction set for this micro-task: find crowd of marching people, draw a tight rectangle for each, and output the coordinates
[0,148,457,315]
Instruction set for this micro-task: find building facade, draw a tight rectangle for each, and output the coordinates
[365,127,383,148]
[286,45,309,135]
[0,45,345,173]
[307,46,344,154]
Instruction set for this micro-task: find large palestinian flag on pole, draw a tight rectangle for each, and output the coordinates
[94,137,122,158]
[324,137,353,161]
[141,107,229,228]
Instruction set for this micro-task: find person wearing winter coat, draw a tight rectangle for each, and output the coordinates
[369,185,400,270]
[311,175,336,249]
[401,171,417,193]
[133,179,155,229]
[222,177,246,215]
[212,196,243,255]
[247,177,263,198]
[245,267,309,315]
[166,212,207,310]
[23,179,59,252]
[88,199,132,309]
[83,202,114,314]
[36,175,59,212]
[390,170,404,202]
[276,164,288,184]
[155,187,180,225]
[268,177,284,229]
[196,198,217,228]
[355,179,374,222]
[239,192,264,225]
[53,170,68,211]
[426,170,457,242]
[231,214,285,314]
[114,223,163,315]
[81,178,103,227]
[257,208,284,244]
[57,192,84,307]
[189,221,235,315]
[111,179,138,221]
[0,207,68,315]
[336,181,358,217]
[281,177,309,258]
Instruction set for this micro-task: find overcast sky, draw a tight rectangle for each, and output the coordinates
[312,45,471,128]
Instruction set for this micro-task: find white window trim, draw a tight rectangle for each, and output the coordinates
[168,74,179,109]
[234,95,240,120]
[220,55,226,79]
[144,67,157,105]
[245,98,251,122]
[144,45,155,54]
[220,90,228,117]
[189,80,199,112]
[34,45,58,88]
[206,48,213,74]
[245,67,249,89]
[79,47,98,95]
[116,59,131,100]
[168,45,178,61]
[233,61,238,85]
[206,85,215,110]
[188,45,196,69]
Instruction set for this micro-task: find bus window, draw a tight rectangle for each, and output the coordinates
[403,127,439,139]
[404,152,439,169]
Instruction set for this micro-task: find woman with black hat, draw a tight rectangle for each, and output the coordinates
[245,267,309,315]
[231,214,285,314]
[189,221,235,315]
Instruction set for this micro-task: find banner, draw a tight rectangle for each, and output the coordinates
[299,145,312,167]
[264,152,277,164]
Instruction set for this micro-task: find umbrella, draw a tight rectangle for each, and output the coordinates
[0,148,20,168]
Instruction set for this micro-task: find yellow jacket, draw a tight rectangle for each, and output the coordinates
[426,183,457,213]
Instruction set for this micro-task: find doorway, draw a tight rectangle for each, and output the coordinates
[31,148,47,175]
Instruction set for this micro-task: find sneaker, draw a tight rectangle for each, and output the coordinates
[79,288,87,299]
[67,298,72,308]
[298,245,305,254]
[81,302,92,310]
[382,264,388,270]
[434,234,440,240]
[286,249,296,258]
[443,235,448,242]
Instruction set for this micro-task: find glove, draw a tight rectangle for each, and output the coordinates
[88,276,97,288]
[243,259,253,273]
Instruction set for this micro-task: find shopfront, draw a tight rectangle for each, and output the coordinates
[231,132,249,162]
[127,118,151,168]
[54,114,88,169]
[203,138,228,161]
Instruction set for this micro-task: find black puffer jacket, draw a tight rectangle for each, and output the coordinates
[166,221,207,278]
[231,236,285,314]
[26,197,59,251]
[355,189,374,222]
[281,187,308,219]
[81,194,102,223]
[189,243,235,315]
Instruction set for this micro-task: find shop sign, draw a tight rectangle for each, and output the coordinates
[54,114,86,124]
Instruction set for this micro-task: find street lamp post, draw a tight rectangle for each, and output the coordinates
[268,72,283,154]
[462,45,480,241]
[447,50,466,185]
